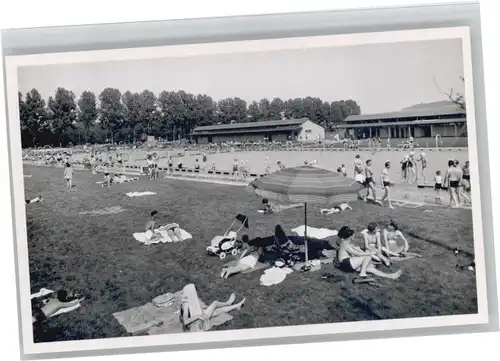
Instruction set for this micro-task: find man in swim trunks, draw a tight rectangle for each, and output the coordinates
[364,159,382,205]
[444,160,463,207]
[336,226,402,280]
[380,161,394,209]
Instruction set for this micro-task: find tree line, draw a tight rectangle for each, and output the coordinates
[18,87,362,148]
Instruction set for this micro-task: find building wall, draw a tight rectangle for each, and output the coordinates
[298,120,325,142]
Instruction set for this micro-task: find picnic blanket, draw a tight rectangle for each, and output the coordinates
[133,227,192,244]
[30,288,82,318]
[112,290,234,335]
[126,191,157,197]
[291,226,338,240]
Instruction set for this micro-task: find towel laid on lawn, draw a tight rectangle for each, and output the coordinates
[260,267,293,286]
[291,226,338,240]
[133,228,192,244]
[30,288,82,317]
[126,191,157,197]
[113,290,234,335]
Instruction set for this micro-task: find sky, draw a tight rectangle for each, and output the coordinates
[17,38,465,114]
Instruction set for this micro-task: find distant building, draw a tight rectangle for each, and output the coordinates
[191,118,325,144]
[337,102,466,139]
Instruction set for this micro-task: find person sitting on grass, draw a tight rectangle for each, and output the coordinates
[360,222,391,266]
[145,211,164,244]
[180,283,245,332]
[26,195,43,204]
[336,226,403,280]
[381,220,411,257]
[32,289,84,324]
[320,203,352,215]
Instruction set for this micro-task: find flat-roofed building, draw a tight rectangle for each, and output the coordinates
[191,118,325,144]
[337,101,466,139]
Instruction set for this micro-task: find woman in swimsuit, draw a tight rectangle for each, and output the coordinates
[361,222,391,266]
[364,160,382,205]
[32,289,84,324]
[336,226,402,280]
[167,156,174,176]
[220,245,264,279]
[407,152,416,184]
[232,159,239,180]
[380,161,394,209]
[400,155,409,183]
[382,220,410,257]
[180,284,245,332]
[416,152,428,184]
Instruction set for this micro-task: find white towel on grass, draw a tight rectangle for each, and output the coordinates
[260,267,293,286]
[24,174,32,178]
[30,288,82,317]
[126,191,157,198]
[133,228,193,244]
[291,226,338,239]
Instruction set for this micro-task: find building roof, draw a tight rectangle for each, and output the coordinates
[344,102,465,122]
[192,118,309,133]
[335,118,466,128]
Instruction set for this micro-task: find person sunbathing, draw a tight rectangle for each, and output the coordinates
[220,245,264,279]
[32,289,84,323]
[320,203,352,215]
[382,220,410,257]
[26,195,43,204]
[360,222,391,266]
[180,283,245,332]
[145,211,164,244]
[159,223,184,242]
[336,226,402,280]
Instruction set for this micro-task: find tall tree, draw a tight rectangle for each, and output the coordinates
[77,91,98,142]
[122,91,142,141]
[21,89,49,147]
[98,88,125,143]
[248,101,261,122]
[47,87,77,145]
[258,98,271,120]
[194,94,217,126]
[269,97,284,120]
[77,91,98,128]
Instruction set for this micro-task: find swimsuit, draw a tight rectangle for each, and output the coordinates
[449,180,460,188]
[338,258,356,273]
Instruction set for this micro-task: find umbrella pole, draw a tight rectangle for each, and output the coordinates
[304,202,308,264]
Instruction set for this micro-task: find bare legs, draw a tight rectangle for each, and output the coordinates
[167,228,183,242]
[380,186,394,209]
[347,256,402,280]
[220,263,252,279]
[203,294,246,318]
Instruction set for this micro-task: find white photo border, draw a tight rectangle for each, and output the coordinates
[4,25,489,356]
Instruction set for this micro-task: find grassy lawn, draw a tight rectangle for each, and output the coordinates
[23,164,477,343]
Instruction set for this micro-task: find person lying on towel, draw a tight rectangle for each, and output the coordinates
[26,195,43,204]
[159,223,184,242]
[336,226,403,280]
[112,174,139,184]
[32,289,84,323]
[180,283,245,332]
[220,244,265,279]
[320,203,352,215]
[258,198,303,214]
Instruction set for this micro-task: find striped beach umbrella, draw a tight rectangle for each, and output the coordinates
[249,165,364,270]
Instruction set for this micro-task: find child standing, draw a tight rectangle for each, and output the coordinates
[434,170,443,199]
[64,163,73,189]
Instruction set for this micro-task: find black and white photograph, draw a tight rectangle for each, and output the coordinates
[3,26,490,356]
